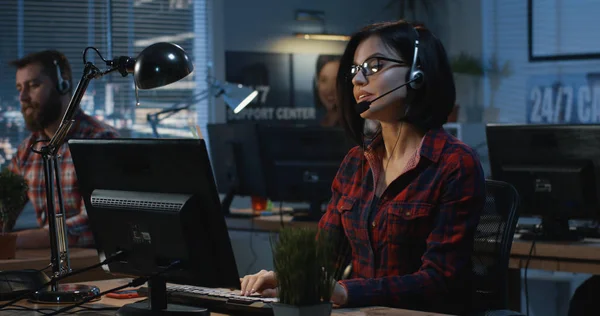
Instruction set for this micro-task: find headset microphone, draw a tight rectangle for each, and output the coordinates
[354,74,421,114]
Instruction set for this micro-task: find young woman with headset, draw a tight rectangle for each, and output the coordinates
[239,20,485,315]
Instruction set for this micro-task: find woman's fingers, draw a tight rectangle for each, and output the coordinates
[240,269,270,296]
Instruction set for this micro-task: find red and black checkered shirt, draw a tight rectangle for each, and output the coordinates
[6,109,118,247]
[319,127,485,312]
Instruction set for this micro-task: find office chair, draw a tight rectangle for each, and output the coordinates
[470,179,525,316]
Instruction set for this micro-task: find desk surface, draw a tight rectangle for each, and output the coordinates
[1,278,453,316]
[232,215,600,275]
[0,248,115,282]
[0,248,97,272]
[4,216,600,283]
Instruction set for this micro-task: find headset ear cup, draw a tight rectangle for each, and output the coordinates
[409,70,424,90]
[58,81,70,95]
[54,60,70,95]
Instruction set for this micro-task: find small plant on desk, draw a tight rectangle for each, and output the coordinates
[270,227,340,316]
[0,169,28,259]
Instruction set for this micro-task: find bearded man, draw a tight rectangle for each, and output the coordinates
[5,50,118,249]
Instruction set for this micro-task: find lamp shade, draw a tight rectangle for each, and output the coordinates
[220,82,259,114]
[134,42,194,89]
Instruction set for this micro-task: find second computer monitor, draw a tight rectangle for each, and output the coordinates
[208,123,354,221]
[256,124,355,221]
[486,124,600,241]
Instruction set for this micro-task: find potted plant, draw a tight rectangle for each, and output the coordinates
[450,52,485,122]
[0,169,28,259]
[270,227,339,316]
[484,54,512,122]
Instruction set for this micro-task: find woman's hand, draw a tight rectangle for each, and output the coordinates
[239,269,278,296]
[330,282,348,306]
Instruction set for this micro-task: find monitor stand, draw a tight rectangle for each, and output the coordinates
[220,142,255,219]
[291,201,323,222]
[519,215,583,242]
[117,277,208,316]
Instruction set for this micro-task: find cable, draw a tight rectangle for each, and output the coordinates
[45,260,181,316]
[279,201,284,228]
[246,214,257,275]
[82,47,108,64]
[36,263,53,273]
[6,304,118,315]
[523,229,537,316]
[0,250,127,310]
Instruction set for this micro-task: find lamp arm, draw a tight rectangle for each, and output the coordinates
[46,62,118,155]
[146,88,212,138]
[149,90,210,119]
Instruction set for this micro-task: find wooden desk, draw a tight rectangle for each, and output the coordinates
[244,216,600,275]
[237,216,600,312]
[0,248,115,283]
[510,238,600,274]
[2,278,453,315]
[507,238,600,310]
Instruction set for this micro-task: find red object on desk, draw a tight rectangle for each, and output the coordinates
[251,196,268,211]
[106,289,140,299]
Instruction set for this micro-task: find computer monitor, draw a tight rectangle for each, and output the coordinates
[206,123,268,217]
[486,124,600,241]
[68,138,240,315]
[256,124,354,221]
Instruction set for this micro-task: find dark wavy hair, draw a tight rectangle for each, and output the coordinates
[336,20,456,145]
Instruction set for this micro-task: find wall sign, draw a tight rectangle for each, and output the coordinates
[527,73,600,123]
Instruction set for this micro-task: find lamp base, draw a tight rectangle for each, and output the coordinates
[117,301,209,316]
[29,284,101,304]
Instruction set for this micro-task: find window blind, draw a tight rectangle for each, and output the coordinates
[0,0,211,169]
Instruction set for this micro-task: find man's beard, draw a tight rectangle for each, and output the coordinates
[21,90,63,133]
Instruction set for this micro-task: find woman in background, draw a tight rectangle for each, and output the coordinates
[314,55,341,127]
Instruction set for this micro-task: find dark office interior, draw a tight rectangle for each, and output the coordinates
[0,1,599,316]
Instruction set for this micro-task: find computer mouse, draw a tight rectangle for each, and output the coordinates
[0,269,51,300]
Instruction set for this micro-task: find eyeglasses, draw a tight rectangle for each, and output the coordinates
[349,56,407,79]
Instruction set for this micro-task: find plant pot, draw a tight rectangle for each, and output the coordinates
[272,302,332,316]
[0,234,17,259]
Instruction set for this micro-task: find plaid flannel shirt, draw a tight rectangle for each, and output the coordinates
[6,109,118,247]
[319,127,485,313]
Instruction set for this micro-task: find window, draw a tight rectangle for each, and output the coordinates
[481,0,600,124]
[0,0,211,169]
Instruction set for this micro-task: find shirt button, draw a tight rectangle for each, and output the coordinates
[372,221,376,228]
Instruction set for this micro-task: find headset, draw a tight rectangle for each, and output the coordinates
[407,25,425,91]
[53,59,71,95]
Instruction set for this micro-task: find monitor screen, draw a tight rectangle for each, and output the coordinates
[69,138,240,304]
[256,124,355,220]
[486,124,600,240]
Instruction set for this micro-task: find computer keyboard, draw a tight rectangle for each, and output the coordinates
[137,284,276,315]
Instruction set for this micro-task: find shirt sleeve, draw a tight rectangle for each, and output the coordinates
[65,204,93,247]
[6,140,26,175]
[338,152,485,307]
[61,126,117,247]
[2,145,29,230]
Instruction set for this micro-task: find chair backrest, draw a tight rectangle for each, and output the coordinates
[471,179,520,312]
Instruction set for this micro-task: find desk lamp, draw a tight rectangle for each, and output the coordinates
[30,42,194,304]
[146,78,258,138]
